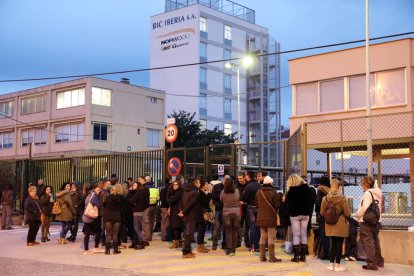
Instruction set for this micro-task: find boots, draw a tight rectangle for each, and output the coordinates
[197,244,209,253]
[58,238,67,244]
[291,245,301,262]
[105,243,111,255]
[300,244,308,262]
[136,241,145,250]
[259,244,267,262]
[268,245,282,263]
[113,243,121,254]
[169,240,178,249]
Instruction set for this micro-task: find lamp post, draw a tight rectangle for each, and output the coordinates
[225,55,254,173]
[366,0,373,177]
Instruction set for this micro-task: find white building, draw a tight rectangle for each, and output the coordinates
[150,0,281,166]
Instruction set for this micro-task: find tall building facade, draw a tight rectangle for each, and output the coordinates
[150,0,281,167]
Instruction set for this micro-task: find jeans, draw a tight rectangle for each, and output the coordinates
[70,214,81,239]
[212,210,226,246]
[360,222,384,268]
[290,215,309,245]
[1,206,13,228]
[27,219,40,243]
[161,208,170,240]
[142,207,150,241]
[133,212,144,244]
[60,221,73,239]
[83,220,101,251]
[223,213,240,253]
[329,236,344,264]
[182,220,196,254]
[41,215,51,239]
[105,221,120,244]
[260,227,276,246]
[246,206,259,249]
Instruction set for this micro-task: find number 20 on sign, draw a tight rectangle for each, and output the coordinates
[165,124,178,143]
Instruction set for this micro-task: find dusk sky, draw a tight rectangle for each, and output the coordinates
[1,0,413,126]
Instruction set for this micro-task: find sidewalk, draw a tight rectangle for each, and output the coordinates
[0,225,412,275]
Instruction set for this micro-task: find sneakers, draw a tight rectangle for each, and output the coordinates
[327,263,334,271]
[83,250,94,255]
[26,242,36,246]
[182,253,196,259]
[349,256,356,261]
[211,245,217,251]
[229,252,235,257]
[93,248,105,253]
[334,265,346,272]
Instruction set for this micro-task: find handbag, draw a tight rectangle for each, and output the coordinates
[52,201,62,215]
[84,195,99,219]
[363,191,380,225]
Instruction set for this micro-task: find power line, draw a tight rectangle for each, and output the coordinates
[0,31,412,83]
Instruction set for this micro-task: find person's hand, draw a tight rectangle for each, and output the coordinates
[239,201,244,205]
[178,211,184,217]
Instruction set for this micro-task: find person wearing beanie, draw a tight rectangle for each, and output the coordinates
[256,176,282,263]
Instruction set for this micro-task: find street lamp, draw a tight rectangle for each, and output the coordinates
[225,55,254,173]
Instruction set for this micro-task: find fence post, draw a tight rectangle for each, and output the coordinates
[283,140,289,192]
[230,144,236,177]
[300,122,308,177]
[410,143,414,216]
[204,146,209,179]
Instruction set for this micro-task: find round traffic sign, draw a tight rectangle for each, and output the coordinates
[167,157,182,176]
[165,124,178,143]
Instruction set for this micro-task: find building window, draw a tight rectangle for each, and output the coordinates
[200,17,207,32]
[55,122,84,143]
[224,74,232,92]
[147,129,159,147]
[320,79,344,112]
[224,98,231,119]
[224,123,232,136]
[295,82,318,116]
[200,42,207,62]
[150,97,157,103]
[200,119,207,131]
[56,88,85,109]
[200,68,207,89]
[92,87,111,106]
[0,131,13,149]
[372,69,405,107]
[0,101,14,117]
[21,95,45,115]
[21,128,47,147]
[224,49,231,61]
[224,25,232,40]
[199,93,207,109]
[93,123,108,141]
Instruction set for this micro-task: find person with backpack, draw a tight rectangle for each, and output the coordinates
[320,179,351,272]
[356,176,384,271]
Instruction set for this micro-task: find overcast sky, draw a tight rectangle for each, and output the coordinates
[0,0,413,126]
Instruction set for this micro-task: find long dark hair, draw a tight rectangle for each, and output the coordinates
[224,178,235,194]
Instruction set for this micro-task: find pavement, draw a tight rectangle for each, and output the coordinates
[0,224,413,276]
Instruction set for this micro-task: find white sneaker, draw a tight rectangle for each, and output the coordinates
[334,266,346,272]
[349,256,356,261]
[344,257,350,261]
[327,263,334,271]
[93,248,105,253]
[83,250,94,255]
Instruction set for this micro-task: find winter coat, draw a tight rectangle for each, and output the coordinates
[36,184,46,198]
[167,188,183,229]
[160,184,170,208]
[70,190,83,215]
[278,196,290,227]
[320,192,351,237]
[242,180,261,206]
[198,191,212,212]
[286,183,312,217]
[98,188,109,214]
[211,183,224,211]
[55,190,75,222]
[1,189,14,206]
[256,184,279,227]
[24,195,41,221]
[103,194,123,223]
[39,193,54,217]
[180,183,200,223]
[356,187,383,223]
[129,189,146,212]
[315,185,330,228]
[82,191,101,224]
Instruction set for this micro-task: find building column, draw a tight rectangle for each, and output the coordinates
[327,153,332,179]
[410,143,414,216]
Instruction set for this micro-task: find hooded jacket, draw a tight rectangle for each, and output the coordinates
[55,190,76,222]
[320,192,351,237]
[356,187,382,223]
[180,183,200,222]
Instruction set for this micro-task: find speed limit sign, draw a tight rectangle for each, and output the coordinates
[165,124,178,143]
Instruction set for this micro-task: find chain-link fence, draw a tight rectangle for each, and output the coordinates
[305,111,414,229]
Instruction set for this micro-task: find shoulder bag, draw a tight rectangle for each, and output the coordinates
[363,191,380,225]
[84,195,99,219]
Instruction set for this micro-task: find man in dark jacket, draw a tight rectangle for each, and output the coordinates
[160,177,171,241]
[179,178,200,258]
[1,184,14,230]
[138,176,151,245]
[242,171,261,252]
[99,180,111,246]
[211,177,226,250]
[36,179,46,198]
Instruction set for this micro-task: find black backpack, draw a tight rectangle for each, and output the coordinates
[363,191,380,225]
[324,197,342,225]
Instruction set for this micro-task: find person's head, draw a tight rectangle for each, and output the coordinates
[361,176,375,191]
[263,176,274,186]
[131,182,138,190]
[98,181,104,189]
[165,175,172,186]
[224,178,235,193]
[60,182,71,191]
[37,179,44,186]
[245,171,254,182]
[103,180,111,189]
[192,178,201,189]
[138,176,146,185]
[172,180,181,190]
[145,176,152,183]
[319,176,331,188]
[71,183,77,191]
[82,183,90,196]
[91,183,101,195]
[237,172,246,185]
[28,186,37,197]
[286,174,304,190]
[111,184,124,195]
[127,177,133,186]
[45,185,52,195]
[330,179,342,194]
[211,174,219,181]
[257,171,267,182]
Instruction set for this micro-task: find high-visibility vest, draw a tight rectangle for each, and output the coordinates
[149,187,159,205]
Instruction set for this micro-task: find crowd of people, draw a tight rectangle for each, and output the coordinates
[1,171,384,271]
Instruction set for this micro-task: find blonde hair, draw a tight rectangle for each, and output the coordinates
[286,174,304,191]
[28,186,37,193]
[111,183,124,195]
[330,179,342,194]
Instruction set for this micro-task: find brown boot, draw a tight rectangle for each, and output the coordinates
[197,244,209,253]
[268,244,282,263]
[260,244,267,262]
[169,240,178,249]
